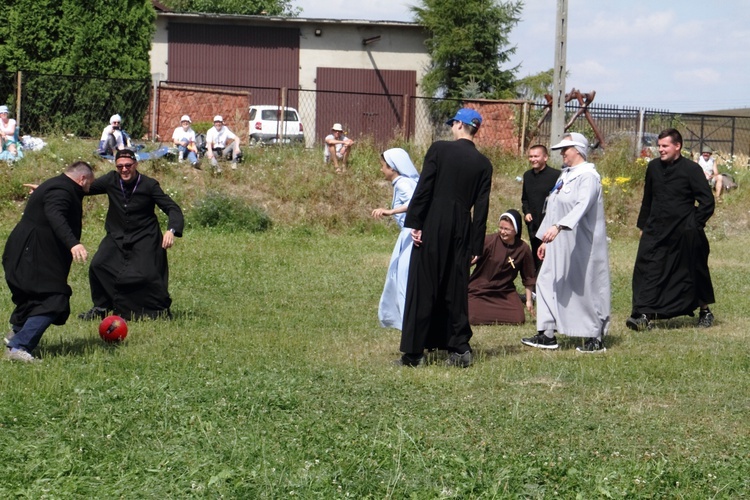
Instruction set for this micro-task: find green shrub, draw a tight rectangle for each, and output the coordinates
[191,191,272,232]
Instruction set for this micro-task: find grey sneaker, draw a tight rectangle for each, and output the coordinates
[521,332,559,350]
[445,351,472,368]
[698,309,714,328]
[5,348,37,363]
[231,162,237,170]
[576,337,606,353]
[626,314,653,331]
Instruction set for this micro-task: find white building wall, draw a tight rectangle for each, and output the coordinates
[150,16,434,146]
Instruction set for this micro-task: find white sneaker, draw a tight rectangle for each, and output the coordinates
[5,348,37,363]
[4,330,14,345]
[231,162,237,170]
[178,151,184,162]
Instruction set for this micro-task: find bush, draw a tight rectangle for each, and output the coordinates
[191,191,272,232]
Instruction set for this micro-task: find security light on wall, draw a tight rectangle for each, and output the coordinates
[314,29,322,37]
[362,35,381,46]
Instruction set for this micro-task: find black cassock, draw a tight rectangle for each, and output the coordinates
[88,171,184,320]
[632,156,715,318]
[3,174,84,326]
[400,139,493,354]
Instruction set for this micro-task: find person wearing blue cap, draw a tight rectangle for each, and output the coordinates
[396,107,493,368]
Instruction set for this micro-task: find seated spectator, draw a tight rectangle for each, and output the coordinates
[0,105,21,159]
[698,145,723,202]
[172,115,199,167]
[97,114,131,157]
[324,123,354,173]
[468,209,536,325]
[205,115,241,172]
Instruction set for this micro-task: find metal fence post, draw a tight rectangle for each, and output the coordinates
[16,71,22,130]
[151,74,159,141]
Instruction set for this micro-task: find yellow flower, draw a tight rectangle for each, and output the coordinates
[601,177,612,187]
[615,176,631,185]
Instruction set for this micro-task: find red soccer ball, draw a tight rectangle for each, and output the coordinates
[99,315,128,343]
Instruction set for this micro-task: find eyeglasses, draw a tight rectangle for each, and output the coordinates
[116,163,135,169]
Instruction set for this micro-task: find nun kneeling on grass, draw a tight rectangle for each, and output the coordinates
[521,132,611,353]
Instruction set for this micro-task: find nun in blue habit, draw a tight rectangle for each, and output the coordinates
[371,148,420,329]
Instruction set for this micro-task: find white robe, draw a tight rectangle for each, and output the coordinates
[378,175,417,329]
[535,162,611,337]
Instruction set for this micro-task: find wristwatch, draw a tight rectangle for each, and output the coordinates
[554,224,562,231]
[168,228,176,234]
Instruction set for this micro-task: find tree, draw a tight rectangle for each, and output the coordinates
[159,0,299,16]
[516,69,554,102]
[0,0,155,136]
[0,0,154,78]
[412,0,522,100]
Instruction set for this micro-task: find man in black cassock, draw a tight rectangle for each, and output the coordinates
[397,108,493,368]
[3,162,95,362]
[627,128,716,331]
[80,149,184,321]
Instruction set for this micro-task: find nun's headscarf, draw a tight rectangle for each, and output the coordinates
[499,209,523,242]
[382,148,420,181]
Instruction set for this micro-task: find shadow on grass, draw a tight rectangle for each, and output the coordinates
[38,336,114,359]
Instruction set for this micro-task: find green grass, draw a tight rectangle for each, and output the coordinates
[0,138,748,497]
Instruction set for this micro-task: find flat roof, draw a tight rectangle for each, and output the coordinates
[156,12,422,29]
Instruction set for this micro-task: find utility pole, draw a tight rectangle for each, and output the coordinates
[550,0,568,165]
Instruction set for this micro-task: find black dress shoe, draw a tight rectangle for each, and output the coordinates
[393,354,426,367]
[78,307,108,321]
[625,313,653,331]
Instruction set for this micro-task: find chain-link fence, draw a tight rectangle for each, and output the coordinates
[2,70,749,164]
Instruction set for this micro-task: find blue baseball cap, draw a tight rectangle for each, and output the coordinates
[446,108,482,129]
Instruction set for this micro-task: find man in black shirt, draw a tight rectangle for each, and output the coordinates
[521,145,560,273]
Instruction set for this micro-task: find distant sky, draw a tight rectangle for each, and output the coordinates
[291,0,750,113]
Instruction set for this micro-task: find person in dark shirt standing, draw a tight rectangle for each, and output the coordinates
[521,144,560,273]
[397,108,493,368]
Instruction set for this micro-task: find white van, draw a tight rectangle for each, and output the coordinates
[248,105,304,145]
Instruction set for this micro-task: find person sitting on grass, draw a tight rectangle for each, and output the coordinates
[324,123,354,173]
[97,114,132,158]
[0,104,22,160]
[468,209,535,325]
[172,115,199,168]
[205,115,241,172]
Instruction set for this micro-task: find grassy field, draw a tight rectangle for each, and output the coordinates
[0,139,748,497]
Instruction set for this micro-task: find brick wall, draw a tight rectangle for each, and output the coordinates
[464,102,521,153]
[155,84,251,140]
